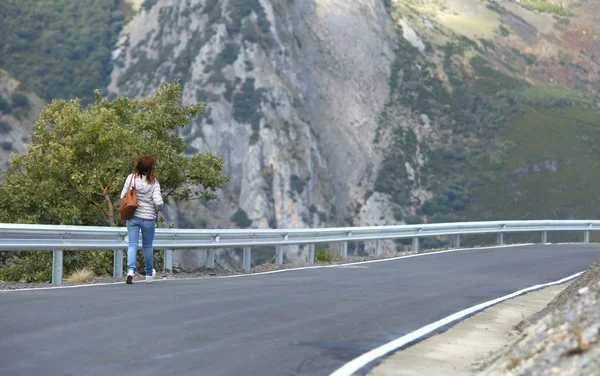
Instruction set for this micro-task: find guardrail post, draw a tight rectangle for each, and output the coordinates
[205,249,215,268]
[276,245,284,264]
[113,250,123,278]
[412,237,419,253]
[243,247,251,272]
[341,242,348,258]
[497,233,504,246]
[308,244,315,264]
[453,235,460,249]
[375,239,381,257]
[541,231,548,244]
[52,250,63,285]
[584,231,590,243]
[163,249,173,273]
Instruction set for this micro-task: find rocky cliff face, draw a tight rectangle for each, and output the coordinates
[108,0,406,237]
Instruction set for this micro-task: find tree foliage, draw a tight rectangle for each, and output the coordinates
[0,82,230,227]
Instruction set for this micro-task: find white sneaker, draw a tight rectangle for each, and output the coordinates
[145,269,157,283]
[126,270,134,284]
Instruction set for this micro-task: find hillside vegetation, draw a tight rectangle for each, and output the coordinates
[0,0,129,103]
[374,0,600,246]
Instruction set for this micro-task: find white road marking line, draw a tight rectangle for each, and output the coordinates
[0,243,537,293]
[329,271,583,376]
[0,281,127,292]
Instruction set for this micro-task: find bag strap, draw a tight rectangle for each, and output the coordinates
[128,173,136,191]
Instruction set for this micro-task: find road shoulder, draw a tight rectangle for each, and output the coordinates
[368,282,570,376]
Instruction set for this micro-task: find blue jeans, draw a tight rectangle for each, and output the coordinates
[126,216,156,276]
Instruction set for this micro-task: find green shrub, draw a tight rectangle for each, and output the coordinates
[223,82,235,102]
[314,243,343,262]
[0,95,12,113]
[1,141,12,151]
[0,121,11,134]
[207,71,230,86]
[405,215,423,225]
[242,21,259,44]
[421,237,447,249]
[196,88,219,103]
[203,0,219,16]
[212,43,240,72]
[393,207,404,221]
[142,0,157,12]
[290,174,306,194]
[315,249,333,262]
[251,246,276,266]
[205,0,222,24]
[374,127,418,205]
[520,0,567,15]
[257,11,270,34]
[428,213,465,223]
[11,92,29,108]
[233,78,265,130]
[395,238,412,246]
[0,251,52,282]
[231,208,252,228]
[470,56,525,94]
[479,39,495,50]
[227,0,261,33]
[421,180,472,217]
[315,247,342,262]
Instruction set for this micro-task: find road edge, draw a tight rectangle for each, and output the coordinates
[329,271,583,376]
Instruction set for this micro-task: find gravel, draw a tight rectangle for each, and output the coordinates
[515,259,600,332]
[481,258,600,375]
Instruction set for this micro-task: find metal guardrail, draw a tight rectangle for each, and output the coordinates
[1,220,598,284]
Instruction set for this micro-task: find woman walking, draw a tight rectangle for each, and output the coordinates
[120,155,164,284]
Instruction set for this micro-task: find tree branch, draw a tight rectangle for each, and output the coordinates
[64,178,109,220]
[102,191,116,227]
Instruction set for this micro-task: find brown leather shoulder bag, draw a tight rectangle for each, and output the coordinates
[119,174,138,220]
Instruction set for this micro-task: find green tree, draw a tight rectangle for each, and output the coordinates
[0,81,229,227]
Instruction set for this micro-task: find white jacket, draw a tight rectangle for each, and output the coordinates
[120,174,164,220]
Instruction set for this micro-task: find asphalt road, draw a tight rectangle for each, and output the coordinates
[1,244,600,376]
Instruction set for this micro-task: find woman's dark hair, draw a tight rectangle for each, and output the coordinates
[134,154,157,184]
